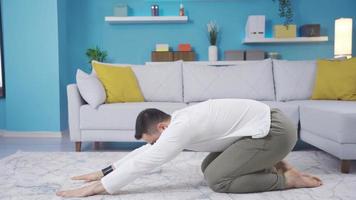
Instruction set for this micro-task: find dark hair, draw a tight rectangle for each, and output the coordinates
[135,108,171,140]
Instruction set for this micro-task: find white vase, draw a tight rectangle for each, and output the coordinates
[208,45,218,61]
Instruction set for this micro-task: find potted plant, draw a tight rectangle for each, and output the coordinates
[273,0,293,26]
[86,46,108,63]
[272,0,296,38]
[207,21,219,61]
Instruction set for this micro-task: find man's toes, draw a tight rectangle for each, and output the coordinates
[301,174,322,184]
[303,176,321,187]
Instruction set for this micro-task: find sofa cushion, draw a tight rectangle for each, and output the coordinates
[132,62,183,102]
[273,60,316,101]
[80,102,187,130]
[183,59,275,102]
[91,61,183,102]
[92,62,144,103]
[292,100,356,143]
[311,58,356,101]
[76,69,106,109]
[261,101,299,127]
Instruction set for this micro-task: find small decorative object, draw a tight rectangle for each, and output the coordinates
[274,24,296,38]
[156,44,169,52]
[151,5,159,16]
[173,51,195,61]
[267,52,280,59]
[245,15,265,39]
[179,4,185,16]
[334,18,353,59]
[86,46,108,63]
[272,0,293,26]
[114,4,128,16]
[207,21,219,61]
[151,51,174,62]
[245,50,266,60]
[300,24,320,37]
[178,44,192,52]
[224,50,244,61]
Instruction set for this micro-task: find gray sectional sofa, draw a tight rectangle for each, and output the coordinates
[67,59,356,173]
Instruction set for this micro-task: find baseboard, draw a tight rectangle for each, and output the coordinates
[1,130,63,138]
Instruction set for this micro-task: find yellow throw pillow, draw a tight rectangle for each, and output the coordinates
[311,57,356,101]
[92,61,144,103]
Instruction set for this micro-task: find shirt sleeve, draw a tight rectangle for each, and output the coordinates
[112,143,152,169]
[101,119,192,194]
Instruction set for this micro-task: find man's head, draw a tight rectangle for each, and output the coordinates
[135,108,171,145]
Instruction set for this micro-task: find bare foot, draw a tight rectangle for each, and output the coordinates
[301,173,323,184]
[275,160,293,173]
[56,181,107,197]
[71,171,104,182]
[284,168,322,189]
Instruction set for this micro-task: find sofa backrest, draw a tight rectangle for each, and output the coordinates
[182,59,275,102]
[273,59,317,101]
[132,61,183,102]
[92,61,184,102]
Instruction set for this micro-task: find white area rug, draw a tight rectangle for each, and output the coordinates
[0,150,355,200]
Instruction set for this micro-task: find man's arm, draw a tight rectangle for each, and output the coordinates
[112,143,152,169]
[100,120,192,194]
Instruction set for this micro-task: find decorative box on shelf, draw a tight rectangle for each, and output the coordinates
[173,51,195,61]
[151,51,196,62]
[151,51,174,62]
[300,24,321,37]
[274,25,297,38]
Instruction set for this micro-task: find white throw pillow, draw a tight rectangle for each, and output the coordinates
[183,59,275,102]
[273,60,316,101]
[76,69,106,109]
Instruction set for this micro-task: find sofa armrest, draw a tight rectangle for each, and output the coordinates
[67,84,85,141]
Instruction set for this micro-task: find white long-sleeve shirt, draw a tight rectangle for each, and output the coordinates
[101,98,271,194]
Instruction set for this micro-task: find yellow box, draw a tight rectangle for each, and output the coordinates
[274,25,297,38]
[156,44,169,52]
[156,48,169,52]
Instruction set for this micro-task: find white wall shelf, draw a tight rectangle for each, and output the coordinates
[243,36,329,44]
[105,16,188,24]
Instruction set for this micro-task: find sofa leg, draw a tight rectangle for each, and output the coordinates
[94,142,100,150]
[341,160,351,173]
[75,142,82,152]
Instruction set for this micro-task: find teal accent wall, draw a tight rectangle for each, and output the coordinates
[1,0,61,131]
[58,0,70,131]
[67,0,356,73]
[0,0,356,132]
[0,100,4,129]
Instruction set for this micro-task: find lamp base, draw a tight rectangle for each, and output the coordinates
[334,54,351,60]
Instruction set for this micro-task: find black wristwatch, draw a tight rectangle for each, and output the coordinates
[101,165,114,176]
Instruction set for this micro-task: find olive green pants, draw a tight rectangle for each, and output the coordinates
[201,108,297,193]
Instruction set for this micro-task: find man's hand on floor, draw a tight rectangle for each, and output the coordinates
[56,181,107,197]
[71,171,104,182]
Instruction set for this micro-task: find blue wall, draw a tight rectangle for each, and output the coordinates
[0,0,356,132]
[67,0,356,74]
[1,0,61,132]
[58,0,70,131]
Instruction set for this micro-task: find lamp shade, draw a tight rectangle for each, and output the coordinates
[334,18,353,58]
